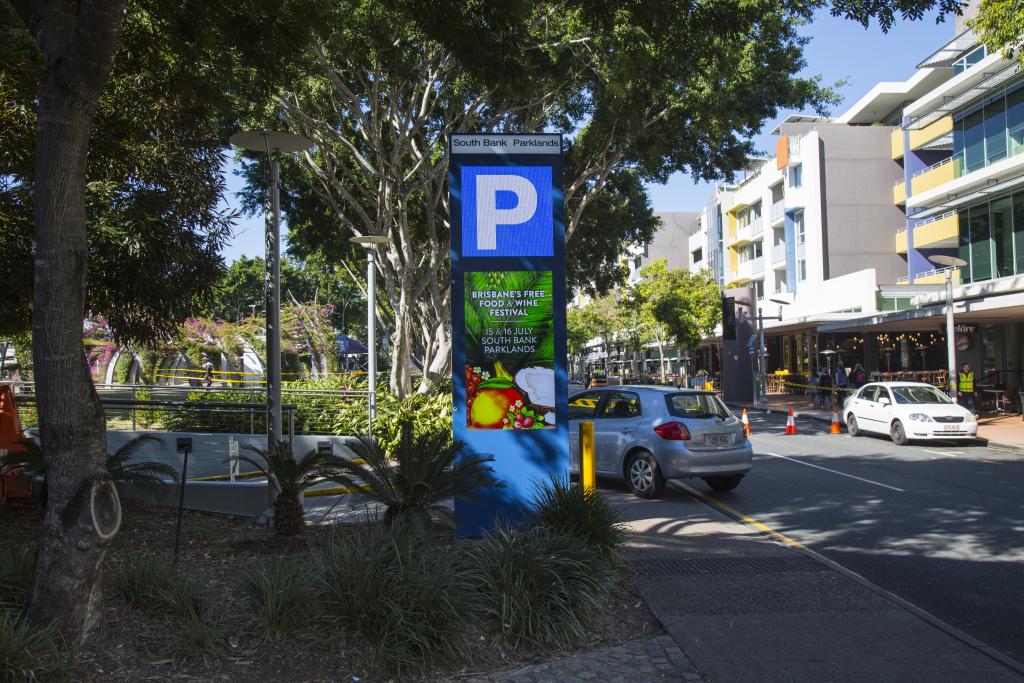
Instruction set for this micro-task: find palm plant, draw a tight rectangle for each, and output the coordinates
[1,434,176,501]
[236,441,348,535]
[106,434,178,492]
[337,421,501,529]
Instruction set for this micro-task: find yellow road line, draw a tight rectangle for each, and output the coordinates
[305,484,368,496]
[673,482,805,549]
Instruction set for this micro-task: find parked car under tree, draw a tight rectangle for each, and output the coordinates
[568,386,753,498]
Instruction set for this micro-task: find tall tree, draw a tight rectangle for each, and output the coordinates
[10,0,128,643]
[4,0,323,644]
[639,262,722,373]
[261,0,843,396]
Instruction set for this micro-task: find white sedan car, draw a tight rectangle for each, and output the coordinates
[843,382,977,445]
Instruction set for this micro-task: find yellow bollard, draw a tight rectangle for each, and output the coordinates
[580,420,596,493]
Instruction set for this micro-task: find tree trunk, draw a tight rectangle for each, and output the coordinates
[657,340,665,383]
[389,286,414,396]
[17,0,127,646]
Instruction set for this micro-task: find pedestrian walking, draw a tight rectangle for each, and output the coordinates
[808,372,820,407]
[958,362,976,414]
[851,363,867,388]
[834,363,849,405]
[203,361,214,387]
[818,369,833,409]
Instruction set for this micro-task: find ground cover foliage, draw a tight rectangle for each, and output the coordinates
[0,478,650,680]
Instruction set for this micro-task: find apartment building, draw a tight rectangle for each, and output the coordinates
[691,114,907,378]
[817,24,1024,390]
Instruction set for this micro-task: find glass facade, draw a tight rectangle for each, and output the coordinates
[952,80,1024,175]
[959,189,1024,283]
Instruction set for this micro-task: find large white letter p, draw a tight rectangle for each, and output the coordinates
[475,175,538,251]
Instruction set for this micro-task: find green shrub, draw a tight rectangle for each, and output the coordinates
[163,608,225,661]
[466,526,617,650]
[0,547,35,611]
[533,478,626,562]
[337,421,499,529]
[114,555,206,618]
[314,523,479,676]
[0,611,73,682]
[244,561,314,639]
[160,378,453,442]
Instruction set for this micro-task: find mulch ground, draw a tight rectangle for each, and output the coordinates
[1,499,662,682]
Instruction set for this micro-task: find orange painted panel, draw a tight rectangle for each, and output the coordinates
[776,135,789,169]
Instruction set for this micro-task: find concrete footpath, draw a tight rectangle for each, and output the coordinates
[614,484,1024,683]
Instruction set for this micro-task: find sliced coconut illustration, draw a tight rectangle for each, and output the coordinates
[515,366,555,408]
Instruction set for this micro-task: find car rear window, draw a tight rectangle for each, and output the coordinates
[666,393,731,419]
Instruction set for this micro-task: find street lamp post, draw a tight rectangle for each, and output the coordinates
[229,131,312,458]
[753,296,789,404]
[928,255,968,400]
[350,235,390,437]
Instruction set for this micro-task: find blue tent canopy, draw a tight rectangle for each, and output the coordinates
[336,334,368,355]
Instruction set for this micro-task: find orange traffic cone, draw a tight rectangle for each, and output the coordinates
[741,408,751,435]
[785,408,797,435]
[831,407,842,434]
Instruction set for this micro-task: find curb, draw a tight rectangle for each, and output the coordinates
[672,481,1024,678]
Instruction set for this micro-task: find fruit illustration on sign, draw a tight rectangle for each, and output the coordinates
[470,377,524,428]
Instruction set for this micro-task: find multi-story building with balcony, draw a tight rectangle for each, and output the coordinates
[877,30,1024,286]
[819,23,1024,392]
[689,115,907,378]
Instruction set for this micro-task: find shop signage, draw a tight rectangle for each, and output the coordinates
[449,133,567,535]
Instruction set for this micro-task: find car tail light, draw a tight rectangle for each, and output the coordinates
[654,421,691,441]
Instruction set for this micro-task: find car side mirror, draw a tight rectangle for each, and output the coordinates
[879,397,891,407]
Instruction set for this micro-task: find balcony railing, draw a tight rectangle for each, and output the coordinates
[771,243,786,265]
[751,256,764,275]
[749,217,763,237]
[770,200,785,223]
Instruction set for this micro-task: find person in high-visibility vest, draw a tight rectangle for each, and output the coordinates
[958,362,975,414]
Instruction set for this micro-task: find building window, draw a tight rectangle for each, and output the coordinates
[753,280,764,299]
[798,259,807,281]
[794,210,805,245]
[953,80,1024,175]
[958,189,1024,284]
[790,164,802,188]
[692,247,702,263]
[953,44,987,75]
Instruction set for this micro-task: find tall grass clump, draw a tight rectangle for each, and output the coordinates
[314,522,479,676]
[114,555,222,659]
[0,611,73,682]
[533,478,626,562]
[467,525,617,650]
[244,561,314,639]
[0,547,35,611]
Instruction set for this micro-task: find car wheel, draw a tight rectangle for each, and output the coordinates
[703,475,743,492]
[626,451,665,499]
[847,414,861,437]
[890,420,909,446]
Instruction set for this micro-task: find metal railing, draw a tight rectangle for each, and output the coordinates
[9,382,369,436]
[910,154,957,179]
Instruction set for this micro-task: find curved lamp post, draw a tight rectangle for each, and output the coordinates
[350,234,391,437]
[228,131,312,457]
[928,254,968,400]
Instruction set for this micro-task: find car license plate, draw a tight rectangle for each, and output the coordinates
[939,424,959,432]
[705,433,731,446]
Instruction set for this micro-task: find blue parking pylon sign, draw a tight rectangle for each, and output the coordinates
[449,134,568,536]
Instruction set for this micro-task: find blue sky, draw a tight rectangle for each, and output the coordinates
[219,9,953,263]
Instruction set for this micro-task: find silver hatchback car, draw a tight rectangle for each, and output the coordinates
[568,386,753,498]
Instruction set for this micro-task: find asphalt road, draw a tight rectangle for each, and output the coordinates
[681,410,1024,664]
